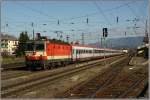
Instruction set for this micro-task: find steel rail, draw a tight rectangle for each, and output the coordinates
[2,55,125,97]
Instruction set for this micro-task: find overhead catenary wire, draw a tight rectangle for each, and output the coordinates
[3,0,146,39]
[14,1,57,20]
[4,1,137,25]
[93,1,111,26]
[125,4,145,35]
[126,3,145,25]
[59,1,136,23]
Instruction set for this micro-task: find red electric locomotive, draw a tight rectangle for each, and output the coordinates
[25,39,72,70]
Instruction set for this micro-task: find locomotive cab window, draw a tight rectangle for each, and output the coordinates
[26,43,44,51]
[35,43,44,51]
[26,43,34,51]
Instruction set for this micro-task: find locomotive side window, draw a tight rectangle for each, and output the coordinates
[90,50,92,53]
[81,50,82,53]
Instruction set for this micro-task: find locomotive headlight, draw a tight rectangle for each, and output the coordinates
[25,55,29,60]
[40,55,43,60]
[33,51,36,55]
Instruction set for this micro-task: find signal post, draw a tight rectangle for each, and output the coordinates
[102,28,108,66]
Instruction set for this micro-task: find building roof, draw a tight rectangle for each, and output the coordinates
[1,33,18,41]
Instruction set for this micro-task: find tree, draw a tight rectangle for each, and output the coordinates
[19,31,29,42]
[16,31,29,56]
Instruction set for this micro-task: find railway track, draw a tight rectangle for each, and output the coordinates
[2,55,122,81]
[56,57,148,98]
[1,70,33,80]
[1,55,126,97]
[137,82,148,98]
[94,64,148,98]
[1,57,109,80]
[1,62,25,71]
[56,56,130,98]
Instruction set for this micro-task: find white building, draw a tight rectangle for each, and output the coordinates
[1,33,19,55]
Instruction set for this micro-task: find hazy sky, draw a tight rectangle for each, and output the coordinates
[1,0,148,44]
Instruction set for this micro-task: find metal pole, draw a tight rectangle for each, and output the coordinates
[31,22,34,41]
[6,24,8,33]
[82,33,84,45]
[104,37,106,66]
[101,37,102,48]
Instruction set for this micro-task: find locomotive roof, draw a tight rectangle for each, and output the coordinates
[48,39,70,45]
[26,40,45,44]
[26,39,70,45]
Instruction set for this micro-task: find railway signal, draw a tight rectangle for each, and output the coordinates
[103,28,108,37]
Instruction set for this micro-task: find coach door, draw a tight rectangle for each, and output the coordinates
[72,49,78,61]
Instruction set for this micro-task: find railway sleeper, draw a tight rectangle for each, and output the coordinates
[58,56,130,98]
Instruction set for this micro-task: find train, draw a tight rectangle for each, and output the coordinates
[25,36,125,70]
[137,43,149,58]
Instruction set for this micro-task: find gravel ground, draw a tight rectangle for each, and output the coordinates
[8,64,110,98]
[2,55,123,88]
[94,56,148,98]
[1,70,33,80]
[4,56,124,98]
[2,57,24,65]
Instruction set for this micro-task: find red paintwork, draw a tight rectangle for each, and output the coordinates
[26,42,72,61]
[46,43,72,57]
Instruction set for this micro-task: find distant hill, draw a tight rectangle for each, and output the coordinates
[89,36,144,49]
